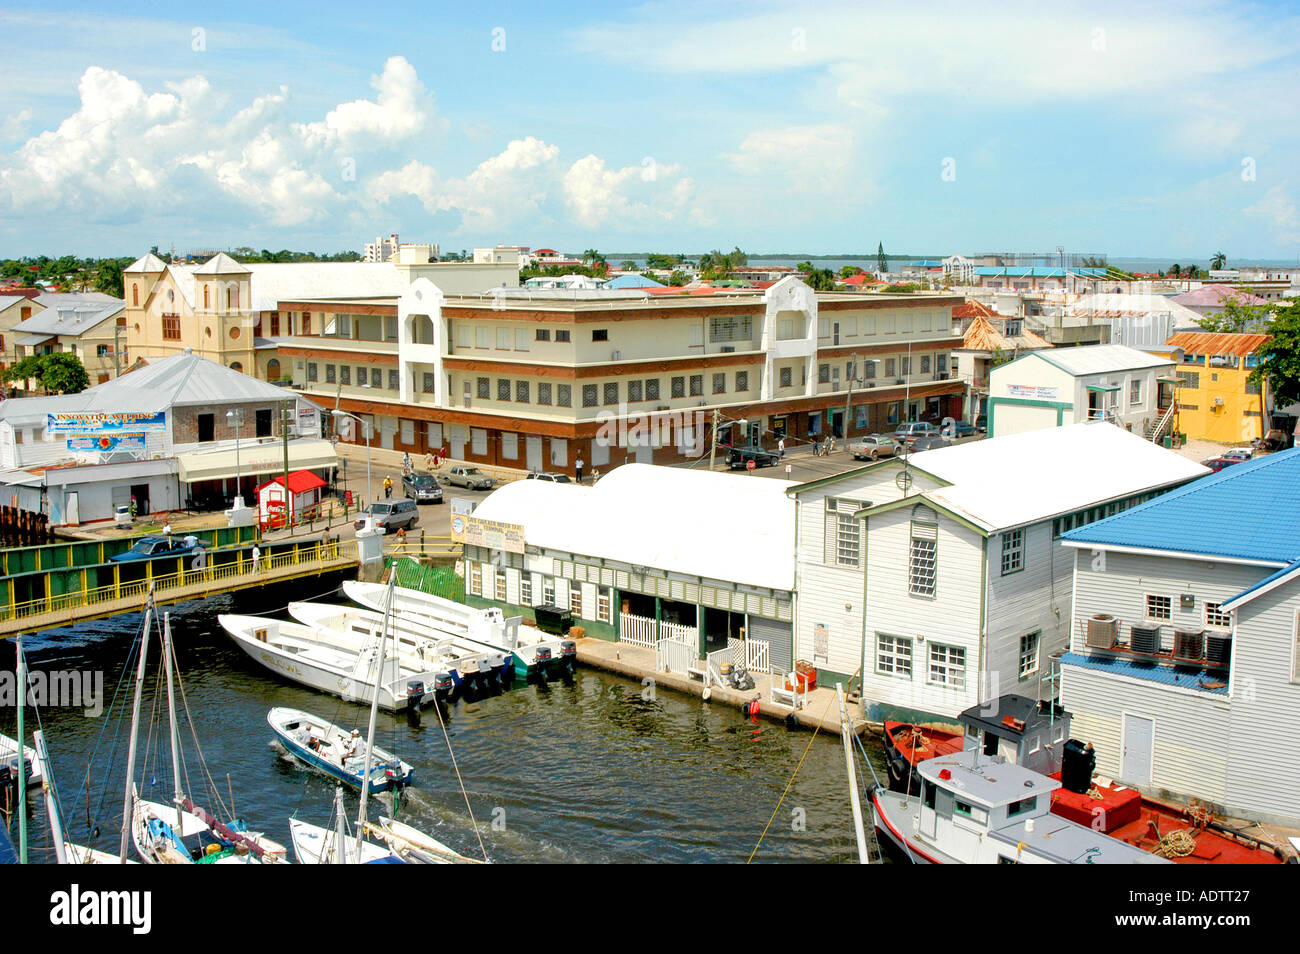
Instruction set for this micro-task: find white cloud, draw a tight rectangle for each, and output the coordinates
[1245,184,1300,244]
[723,124,851,186]
[1,108,33,143]
[297,56,441,151]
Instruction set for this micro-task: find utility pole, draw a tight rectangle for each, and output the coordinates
[113,323,125,378]
[709,408,719,470]
[843,355,860,440]
[281,405,292,526]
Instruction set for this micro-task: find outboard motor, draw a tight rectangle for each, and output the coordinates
[1061,739,1096,794]
[560,640,577,673]
[432,672,455,703]
[405,680,426,710]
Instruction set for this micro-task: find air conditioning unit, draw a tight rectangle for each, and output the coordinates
[1086,614,1119,649]
[1213,397,1224,406]
[721,346,736,353]
[1130,624,1160,655]
[1174,628,1205,660]
[1206,633,1232,667]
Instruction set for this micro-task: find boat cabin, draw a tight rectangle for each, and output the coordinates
[958,694,1071,776]
[904,749,1164,864]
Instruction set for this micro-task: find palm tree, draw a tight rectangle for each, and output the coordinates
[1211,251,1227,270]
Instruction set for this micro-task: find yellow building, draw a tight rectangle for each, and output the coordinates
[1160,331,1270,444]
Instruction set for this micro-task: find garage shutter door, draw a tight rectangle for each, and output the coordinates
[748,615,793,674]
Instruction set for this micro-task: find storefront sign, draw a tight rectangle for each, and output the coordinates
[66,432,147,453]
[1004,384,1060,401]
[463,515,525,554]
[48,411,167,434]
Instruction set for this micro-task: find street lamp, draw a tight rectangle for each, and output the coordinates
[331,409,373,504]
[226,407,245,508]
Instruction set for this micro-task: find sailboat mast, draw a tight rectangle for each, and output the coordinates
[355,572,397,862]
[119,597,155,863]
[15,632,26,863]
[32,730,66,865]
[162,613,184,832]
[333,786,347,865]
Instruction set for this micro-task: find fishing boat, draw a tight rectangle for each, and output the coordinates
[269,706,414,794]
[218,613,454,710]
[344,579,575,678]
[869,748,1169,864]
[883,693,1292,864]
[0,733,41,788]
[286,601,509,695]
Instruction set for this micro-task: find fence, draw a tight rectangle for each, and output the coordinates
[728,636,771,675]
[656,638,695,676]
[620,612,700,651]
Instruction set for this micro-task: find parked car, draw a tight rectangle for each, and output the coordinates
[401,473,443,503]
[849,435,900,461]
[110,535,205,563]
[893,421,939,444]
[1221,447,1255,462]
[1257,429,1290,452]
[908,435,954,453]
[726,446,780,469]
[354,498,420,534]
[975,414,988,433]
[526,472,573,483]
[445,466,495,491]
[941,420,978,439]
[1201,457,1240,473]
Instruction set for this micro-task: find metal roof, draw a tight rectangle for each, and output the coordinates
[1164,331,1269,357]
[1060,652,1229,695]
[1063,447,1300,563]
[1016,343,1173,377]
[13,295,123,337]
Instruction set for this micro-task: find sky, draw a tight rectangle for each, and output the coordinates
[1,1,1299,262]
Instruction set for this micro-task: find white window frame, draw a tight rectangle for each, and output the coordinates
[1145,594,1172,622]
[520,574,533,607]
[1018,631,1040,680]
[543,577,555,607]
[1001,528,1024,576]
[876,634,913,678]
[597,586,612,623]
[909,522,938,598]
[1204,601,1231,630]
[928,643,966,690]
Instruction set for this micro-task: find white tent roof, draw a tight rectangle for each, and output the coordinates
[472,463,797,590]
[904,421,1208,532]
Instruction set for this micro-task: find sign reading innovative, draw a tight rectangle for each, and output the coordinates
[48,411,167,434]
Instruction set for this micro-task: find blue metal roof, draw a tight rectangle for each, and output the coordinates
[975,266,1111,278]
[1063,447,1300,563]
[1060,652,1229,695]
[604,274,665,289]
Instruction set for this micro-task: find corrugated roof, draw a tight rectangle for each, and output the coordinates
[1164,331,1269,357]
[1060,652,1228,695]
[1171,285,1269,307]
[904,422,1207,531]
[472,463,796,590]
[13,296,123,337]
[1027,343,1174,376]
[1063,447,1300,563]
[961,313,1052,352]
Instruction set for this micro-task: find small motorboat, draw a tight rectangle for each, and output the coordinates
[269,707,414,794]
[218,613,454,710]
[290,816,401,865]
[881,721,962,794]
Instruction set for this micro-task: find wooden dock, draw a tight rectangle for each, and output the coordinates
[0,538,359,637]
[574,638,869,738]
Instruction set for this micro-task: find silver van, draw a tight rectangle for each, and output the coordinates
[355,498,419,534]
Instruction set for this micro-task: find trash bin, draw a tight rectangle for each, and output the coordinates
[1163,435,1172,449]
[532,603,573,636]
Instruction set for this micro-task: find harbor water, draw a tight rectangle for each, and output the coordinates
[6,578,880,863]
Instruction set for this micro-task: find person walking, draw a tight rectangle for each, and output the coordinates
[251,544,261,574]
[425,451,434,473]
[778,437,786,459]
[575,455,585,484]
[402,452,412,477]
[383,475,393,499]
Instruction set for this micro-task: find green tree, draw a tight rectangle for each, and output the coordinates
[620,260,636,271]
[95,258,127,298]
[1195,292,1270,333]
[3,352,90,394]
[1169,263,1181,277]
[877,242,887,274]
[1211,251,1227,270]
[668,270,688,286]
[1251,300,1300,403]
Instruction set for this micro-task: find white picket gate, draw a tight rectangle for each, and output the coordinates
[619,612,658,649]
[659,619,697,645]
[728,636,771,674]
[656,638,695,675]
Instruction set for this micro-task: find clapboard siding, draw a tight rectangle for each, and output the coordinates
[986,523,1073,693]
[1222,581,1300,821]
[860,506,985,719]
[792,464,945,680]
[1062,664,1230,803]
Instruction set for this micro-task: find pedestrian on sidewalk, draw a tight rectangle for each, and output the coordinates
[251,544,261,574]
[778,437,786,459]
[575,455,585,484]
[425,451,434,473]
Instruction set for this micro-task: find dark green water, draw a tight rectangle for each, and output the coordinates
[7,578,882,863]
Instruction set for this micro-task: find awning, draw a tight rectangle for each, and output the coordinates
[13,333,51,346]
[1086,384,1120,392]
[178,438,337,483]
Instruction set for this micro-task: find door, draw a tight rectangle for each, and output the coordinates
[526,436,543,471]
[66,491,79,526]
[130,483,151,515]
[831,410,844,438]
[449,425,467,460]
[1121,713,1154,786]
[919,781,938,839]
[635,442,653,463]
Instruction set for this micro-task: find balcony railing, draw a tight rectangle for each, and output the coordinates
[1075,614,1230,676]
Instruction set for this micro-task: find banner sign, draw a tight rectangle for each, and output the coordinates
[66,432,147,453]
[463,515,525,554]
[1005,384,1060,401]
[48,411,167,434]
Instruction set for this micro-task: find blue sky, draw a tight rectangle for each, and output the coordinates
[2,0,1299,261]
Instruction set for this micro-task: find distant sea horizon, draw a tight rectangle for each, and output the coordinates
[599,253,1300,272]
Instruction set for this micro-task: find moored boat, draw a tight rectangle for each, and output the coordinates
[0,732,41,788]
[344,579,575,678]
[269,706,414,794]
[218,613,455,710]
[883,693,1292,864]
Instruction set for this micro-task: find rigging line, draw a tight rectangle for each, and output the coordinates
[428,699,489,864]
[747,692,837,863]
[171,649,234,821]
[80,606,149,823]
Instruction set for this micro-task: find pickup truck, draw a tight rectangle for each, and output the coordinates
[726,446,780,470]
[444,466,496,491]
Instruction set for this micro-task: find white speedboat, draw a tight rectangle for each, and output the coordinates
[870,748,1168,865]
[0,731,41,787]
[269,707,414,794]
[289,816,400,865]
[287,601,509,695]
[344,579,575,677]
[218,613,454,710]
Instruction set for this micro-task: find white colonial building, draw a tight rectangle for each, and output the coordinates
[788,423,1207,722]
